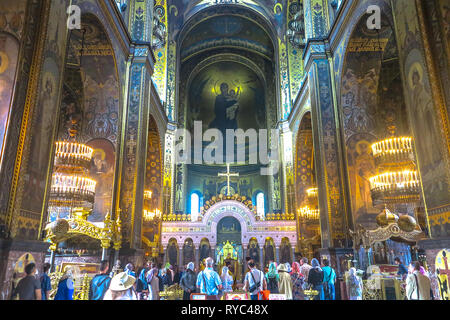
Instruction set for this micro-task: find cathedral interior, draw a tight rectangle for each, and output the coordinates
[0,0,449,300]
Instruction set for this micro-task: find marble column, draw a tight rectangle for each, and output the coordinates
[162,247,167,266]
[259,248,264,268]
[276,247,280,264]
[292,247,296,263]
[195,246,200,269]
[179,247,183,266]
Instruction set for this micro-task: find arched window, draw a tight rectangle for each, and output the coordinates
[190,193,200,222]
[256,192,265,220]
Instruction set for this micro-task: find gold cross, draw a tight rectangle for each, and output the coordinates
[218,163,239,196]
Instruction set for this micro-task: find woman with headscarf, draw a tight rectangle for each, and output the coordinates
[285,262,292,273]
[290,262,305,300]
[221,266,234,295]
[147,265,160,300]
[54,267,75,300]
[346,267,363,300]
[307,258,324,300]
[265,262,279,294]
[124,263,136,277]
[103,272,137,300]
[277,263,293,299]
[180,262,197,300]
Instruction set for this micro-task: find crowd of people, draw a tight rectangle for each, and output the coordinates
[9,256,435,300]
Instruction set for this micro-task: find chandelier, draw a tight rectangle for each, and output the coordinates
[48,140,96,219]
[144,190,153,200]
[298,206,320,222]
[369,128,420,205]
[143,209,162,222]
[306,187,318,203]
[371,137,414,166]
[369,170,420,204]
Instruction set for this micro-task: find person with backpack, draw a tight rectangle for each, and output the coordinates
[243,260,267,300]
[307,258,324,300]
[89,260,112,300]
[322,259,336,300]
[196,257,222,300]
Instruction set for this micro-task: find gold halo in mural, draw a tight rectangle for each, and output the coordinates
[0,51,9,74]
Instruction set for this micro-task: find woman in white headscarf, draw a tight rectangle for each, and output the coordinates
[346,267,363,300]
[221,266,234,295]
[180,262,197,300]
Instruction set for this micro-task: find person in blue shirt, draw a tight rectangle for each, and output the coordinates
[322,259,336,300]
[196,257,222,300]
[89,260,112,300]
[54,267,74,300]
[40,263,52,300]
[395,257,408,280]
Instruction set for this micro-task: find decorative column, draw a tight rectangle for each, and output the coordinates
[195,246,200,268]
[259,247,264,268]
[115,0,155,256]
[303,40,353,251]
[179,247,183,266]
[303,0,331,40]
[275,246,280,264]
[211,246,216,265]
[292,247,296,263]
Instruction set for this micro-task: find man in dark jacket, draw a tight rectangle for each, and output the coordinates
[89,260,111,300]
[180,262,197,300]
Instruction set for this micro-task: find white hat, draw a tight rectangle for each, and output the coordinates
[109,272,136,291]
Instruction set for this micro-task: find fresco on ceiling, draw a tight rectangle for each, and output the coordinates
[180,15,273,60]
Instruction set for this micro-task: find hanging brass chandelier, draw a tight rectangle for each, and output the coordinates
[48,141,97,212]
[298,205,320,222]
[369,128,420,205]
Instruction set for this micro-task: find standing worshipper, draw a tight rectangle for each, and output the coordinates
[173,265,182,284]
[147,265,160,300]
[137,262,151,300]
[221,266,234,296]
[277,263,293,300]
[40,263,52,300]
[180,262,197,300]
[346,267,363,300]
[54,267,74,300]
[322,259,337,300]
[394,257,408,280]
[243,260,267,300]
[89,260,112,300]
[307,258,324,300]
[299,257,312,280]
[265,262,279,294]
[160,266,173,290]
[285,262,292,273]
[290,262,305,300]
[124,263,136,277]
[196,257,222,300]
[406,261,431,300]
[103,272,137,300]
[11,263,41,300]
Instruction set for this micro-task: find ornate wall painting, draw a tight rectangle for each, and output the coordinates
[0,33,19,168]
[0,0,25,40]
[187,60,266,154]
[183,238,195,265]
[167,238,179,266]
[263,237,275,266]
[392,0,450,237]
[340,12,407,229]
[21,57,60,217]
[87,139,115,222]
[153,0,168,103]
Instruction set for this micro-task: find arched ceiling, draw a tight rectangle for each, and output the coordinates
[180,14,274,61]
